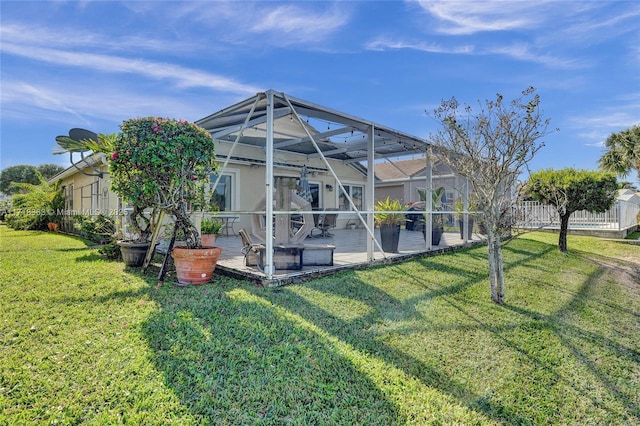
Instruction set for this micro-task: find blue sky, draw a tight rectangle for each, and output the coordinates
[1,1,639,181]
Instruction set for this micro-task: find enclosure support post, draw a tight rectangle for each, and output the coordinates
[463,177,469,243]
[264,91,275,279]
[425,149,433,249]
[367,125,376,261]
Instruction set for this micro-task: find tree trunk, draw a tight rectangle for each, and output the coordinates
[128,206,151,242]
[487,231,505,304]
[559,213,570,253]
[173,207,200,249]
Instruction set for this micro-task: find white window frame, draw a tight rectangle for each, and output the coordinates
[309,180,322,209]
[209,168,239,212]
[338,183,364,211]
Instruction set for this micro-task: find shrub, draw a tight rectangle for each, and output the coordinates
[4,178,63,230]
[110,117,217,247]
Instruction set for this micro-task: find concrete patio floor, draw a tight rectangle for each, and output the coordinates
[210,228,483,286]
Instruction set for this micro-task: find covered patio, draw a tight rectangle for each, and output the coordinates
[195,89,476,283]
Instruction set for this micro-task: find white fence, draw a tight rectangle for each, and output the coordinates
[518,200,640,231]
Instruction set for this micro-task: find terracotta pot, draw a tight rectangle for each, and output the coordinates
[48,222,60,232]
[201,233,217,247]
[118,241,151,267]
[172,246,222,285]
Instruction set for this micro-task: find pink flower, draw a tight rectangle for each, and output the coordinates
[111,151,117,160]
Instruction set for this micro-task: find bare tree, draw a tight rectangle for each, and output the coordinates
[428,87,556,304]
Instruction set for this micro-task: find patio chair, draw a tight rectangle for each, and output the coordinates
[239,229,265,266]
[312,208,338,238]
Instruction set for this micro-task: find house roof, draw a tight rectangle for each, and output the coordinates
[48,152,107,183]
[196,89,433,166]
[373,157,455,181]
[617,188,640,204]
[374,158,428,180]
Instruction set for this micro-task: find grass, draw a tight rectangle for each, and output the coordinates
[1,226,639,425]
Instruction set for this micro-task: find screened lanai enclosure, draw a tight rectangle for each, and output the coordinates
[194,90,480,284]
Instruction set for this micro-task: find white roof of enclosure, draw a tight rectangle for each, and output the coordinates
[196,89,432,167]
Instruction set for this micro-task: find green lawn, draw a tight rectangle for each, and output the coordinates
[1,226,638,425]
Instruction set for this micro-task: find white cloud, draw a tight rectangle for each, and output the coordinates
[570,111,640,130]
[365,37,581,69]
[1,77,232,128]
[0,23,192,55]
[486,43,586,69]
[565,108,640,147]
[148,1,351,48]
[415,0,548,35]
[560,6,640,40]
[1,82,93,126]
[250,4,350,43]
[0,42,261,96]
[366,37,473,54]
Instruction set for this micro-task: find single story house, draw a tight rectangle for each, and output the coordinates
[50,89,476,282]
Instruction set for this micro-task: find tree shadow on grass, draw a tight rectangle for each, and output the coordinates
[513,254,639,394]
[54,247,93,252]
[135,236,638,424]
[138,277,405,425]
[74,253,104,262]
[251,266,541,425]
[52,287,149,305]
[134,246,534,424]
[255,238,639,424]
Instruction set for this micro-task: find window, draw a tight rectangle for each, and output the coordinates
[296,179,321,209]
[66,184,74,211]
[80,181,99,211]
[339,184,363,211]
[209,173,233,211]
[309,182,320,209]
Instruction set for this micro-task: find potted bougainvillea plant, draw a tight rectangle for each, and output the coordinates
[110,117,222,284]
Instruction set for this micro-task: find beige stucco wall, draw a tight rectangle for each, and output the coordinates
[374,184,405,204]
[213,141,366,231]
[55,162,119,217]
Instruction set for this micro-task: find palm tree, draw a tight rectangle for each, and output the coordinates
[599,125,640,181]
[54,132,116,179]
[54,132,115,156]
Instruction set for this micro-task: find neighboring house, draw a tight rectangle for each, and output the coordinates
[374,158,465,210]
[616,188,640,232]
[616,188,640,205]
